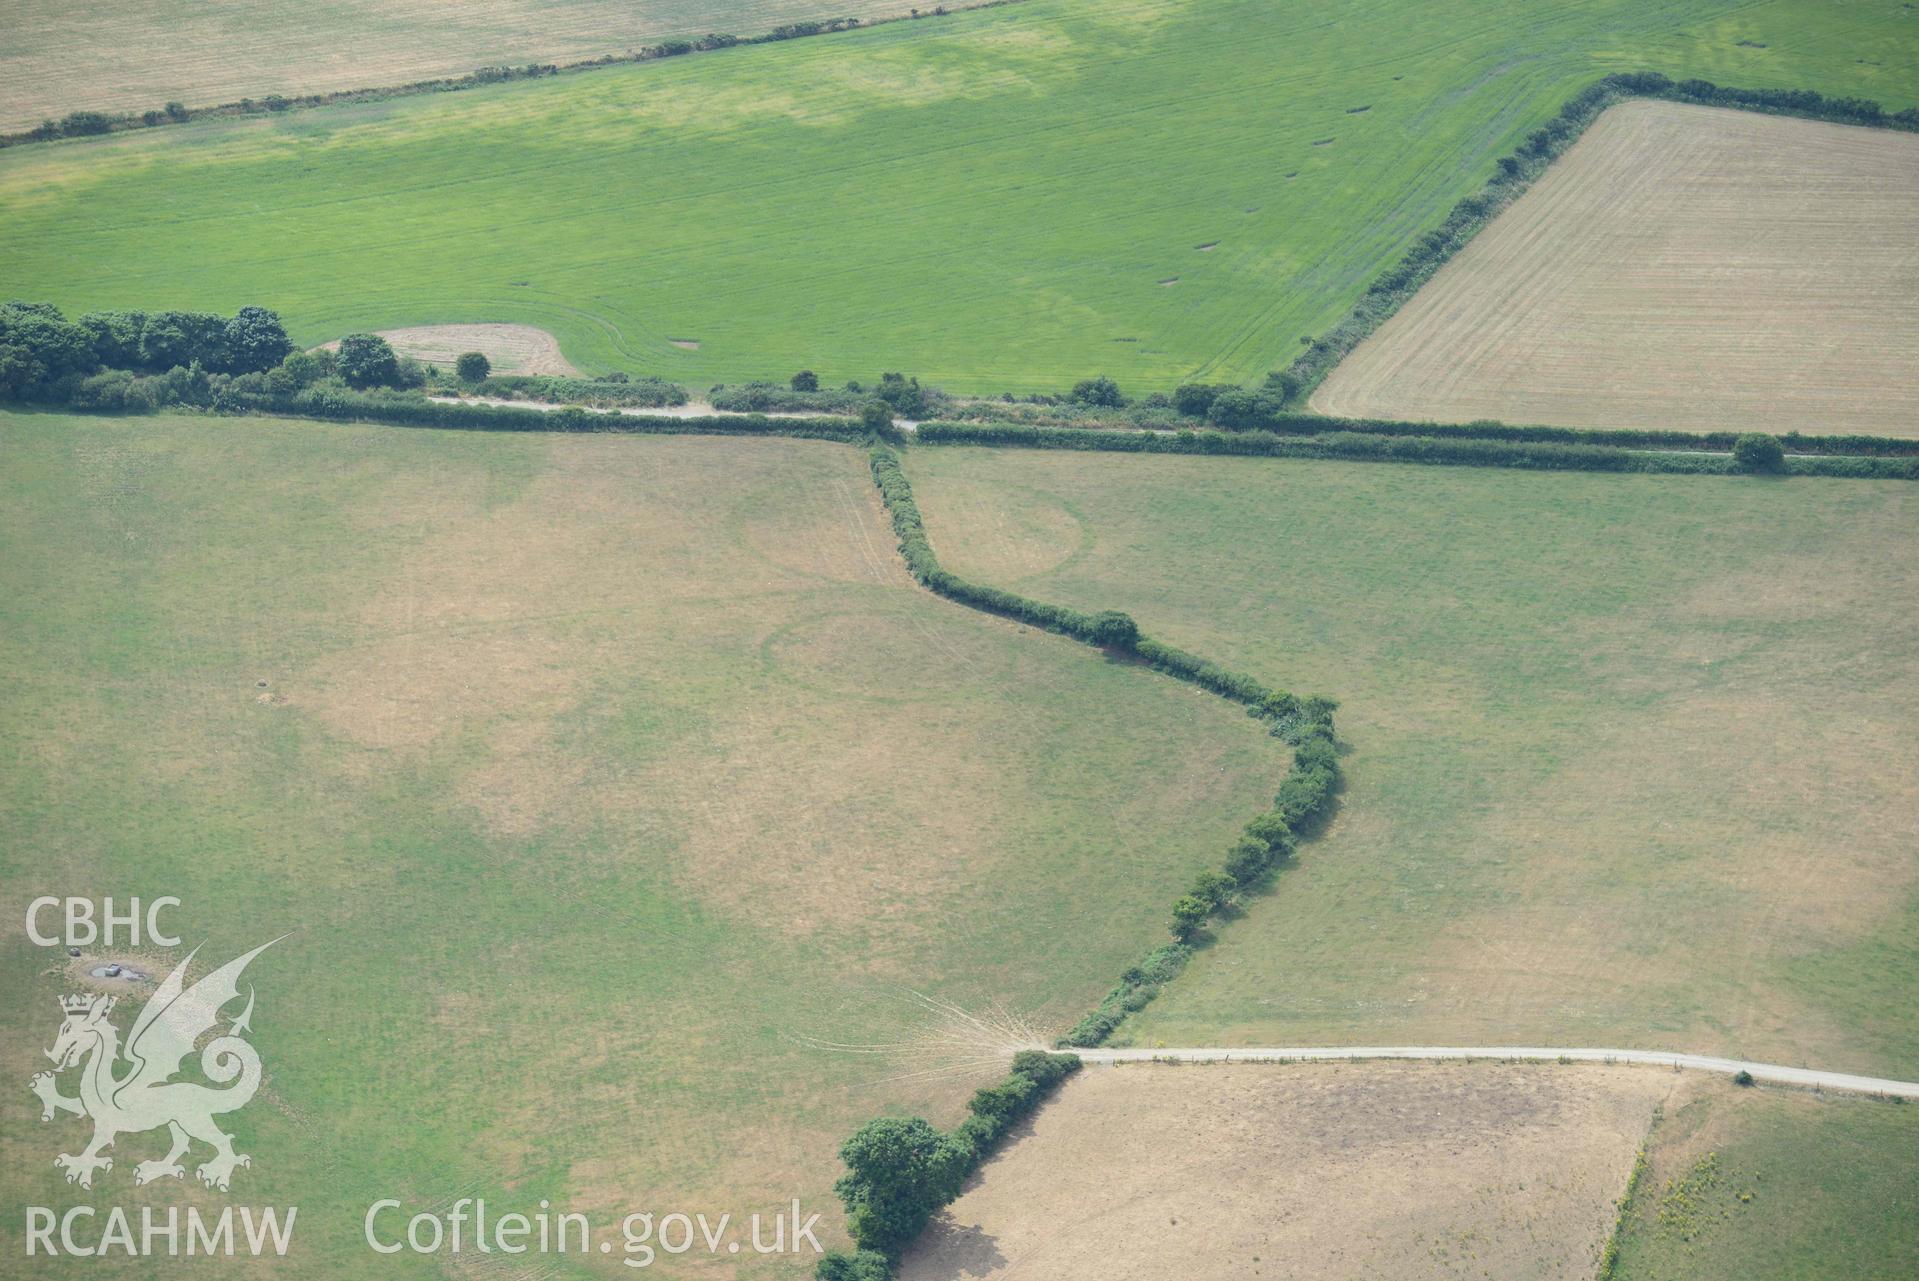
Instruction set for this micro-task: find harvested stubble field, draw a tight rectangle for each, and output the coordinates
[2,0,1915,392]
[319,322,579,374]
[903,1061,1673,1281]
[905,448,1919,1078]
[0,412,1285,1277]
[0,0,918,130]
[1312,101,1919,437]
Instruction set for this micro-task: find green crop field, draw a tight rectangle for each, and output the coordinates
[1,0,1915,396]
[0,412,1283,1276]
[905,447,1919,1078]
[1613,1084,1919,1281]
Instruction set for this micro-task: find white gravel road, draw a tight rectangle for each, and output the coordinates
[1074,1045,1919,1098]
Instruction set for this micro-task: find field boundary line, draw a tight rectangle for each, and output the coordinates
[1,0,1029,147]
[1076,1046,1919,1098]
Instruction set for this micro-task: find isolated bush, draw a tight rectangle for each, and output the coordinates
[874,372,928,417]
[1223,835,1275,885]
[1206,387,1265,429]
[1274,766,1336,829]
[70,369,136,411]
[336,333,401,388]
[791,368,819,392]
[454,351,491,382]
[815,1251,891,1280]
[1264,369,1303,404]
[1733,1069,1756,1087]
[1069,375,1126,407]
[141,311,228,371]
[1191,870,1238,912]
[1243,811,1296,856]
[224,305,294,373]
[0,301,97,395]
[279,349,333,387]
[1090,610,1139,650]
[60,111,113,137]
[1169,894,1210,940]
[1732,433,1786,473]
[78,310,147,368]
[965,1075,1038,1127]
[1172,383,1227,418]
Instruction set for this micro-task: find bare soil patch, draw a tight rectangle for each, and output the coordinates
[903,1061,1673,1281]
[1313,101,1919,435]
[322,323,577,375]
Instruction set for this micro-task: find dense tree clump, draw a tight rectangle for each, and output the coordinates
[1732,432,1786,472]
[454,351,491,382]
[820,1052,1079,1277]
[873,372,928,418]
[1090,610,1139,650]
[790,368,819,392]
[0,300,297,401]
[335,333,401,389]
[1069,375,1126,407]
[224,305,295,373]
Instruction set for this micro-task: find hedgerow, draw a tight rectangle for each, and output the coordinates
[468,373,687,408]
[912,421,1919,479]
[221,385,872,440]
[869,442,1339,1023]
[0,3,1021,151]
[1233,411,1919,459]
[821,449,1342,1277]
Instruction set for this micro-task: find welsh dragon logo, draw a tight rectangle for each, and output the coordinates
[31,938,281,1191]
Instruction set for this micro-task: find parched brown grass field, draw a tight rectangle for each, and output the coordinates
[0,413,1285,1276]
[903,1061,1674,1281]
[1312,100,1919,436]
[0,0,919,130]
[906,448,1919,1078]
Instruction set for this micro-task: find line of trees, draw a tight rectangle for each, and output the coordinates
[0,301,454,411]
[0,301,296,393]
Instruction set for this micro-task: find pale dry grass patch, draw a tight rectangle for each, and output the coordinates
[321,323,577,375]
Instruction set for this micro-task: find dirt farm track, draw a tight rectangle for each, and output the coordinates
[1312,101,1919,437]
